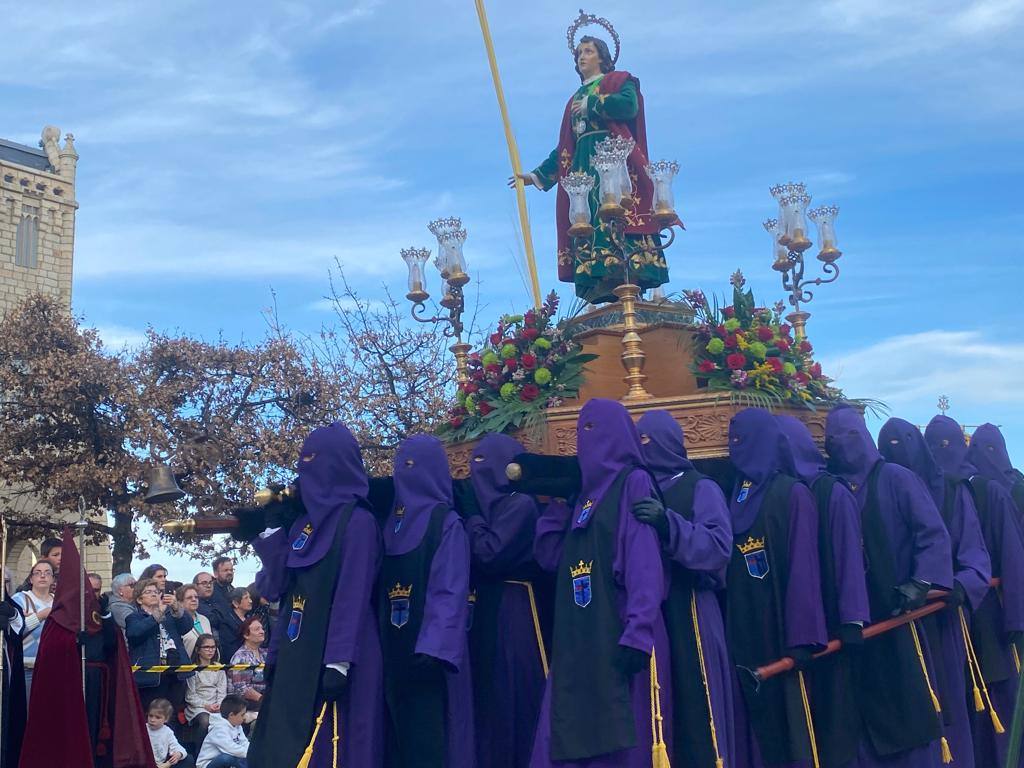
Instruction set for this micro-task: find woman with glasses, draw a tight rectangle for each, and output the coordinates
[185,632,227,747]
[12,560,54,698]
[126,577,194,710]
[177,584,213,658]
[228,617,267,725]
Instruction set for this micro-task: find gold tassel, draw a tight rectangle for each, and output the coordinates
[332,701,341,767]
[796,671,821,768]
[1013,643,1021,676]
[958,608,986,712]
[296,702,329,768]
[690,593,725,768]
[959,607,1005,733]
[941,736,953,764]
[649,648,672,768]
[509,580,550,677]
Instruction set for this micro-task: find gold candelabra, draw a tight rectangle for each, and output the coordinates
[765,183,844,341]
[401,217,474,384]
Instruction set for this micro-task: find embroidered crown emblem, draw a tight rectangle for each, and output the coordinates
[737,536,766,554]
[388,582,413,600]
[292,595,307,611]
[570,560,593,578]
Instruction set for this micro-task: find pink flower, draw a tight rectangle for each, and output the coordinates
[521,353,537,369]
[698,360,717,373]
[726,353,747,370]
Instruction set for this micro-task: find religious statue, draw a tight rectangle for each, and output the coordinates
[511,10,672,304]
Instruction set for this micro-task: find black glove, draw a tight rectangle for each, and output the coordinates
[265,487,304,532]
[98,592,110,615]
[632,497,669,543]
[892,579,931,616]
[452,479,482,520]
[0,602,15,631]
[408,653,449,683]
[787,645,815,671]
[615,645,651,677]
[944,582,967,609]
[838,623,864,652]
[230,506,267,542]
[320,666,349,701]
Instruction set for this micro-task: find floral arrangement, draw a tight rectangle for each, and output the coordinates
[684,270,846,409]
[438,291,596,442]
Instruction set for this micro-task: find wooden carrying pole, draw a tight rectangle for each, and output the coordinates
[473,0,543,309]
[752,580,1001,684]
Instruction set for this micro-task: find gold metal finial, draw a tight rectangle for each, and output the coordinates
[613,283,653,401]
[506,462,523,482]
[161,520,197,535]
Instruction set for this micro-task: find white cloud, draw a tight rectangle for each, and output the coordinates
[821,330,1024,406]
[94,323,147,350]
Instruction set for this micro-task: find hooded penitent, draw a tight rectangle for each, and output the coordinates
[825,406,953,766]
[467,433,549,768]
[924,415,977,482]
[777,414,871,768]
[249,422,384,768]
[530,398,672,768]
[637,409,735,768]
[20,529,156,768]
[880,417,992,768]
[968,423,1015,491]
[379,434,473,768]
[726,408,826,768]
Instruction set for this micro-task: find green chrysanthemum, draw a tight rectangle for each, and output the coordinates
[500,344,517,359]
[534,367,552,386]
[724,318,741,332]
[748,342,767,360]
[533,337,552,350]
[481,350,499,366]
[706,338,725,355]
[500,382,517,401]
[782,362,797,376]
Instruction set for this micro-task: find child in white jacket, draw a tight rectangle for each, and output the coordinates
[196,694,250,768]
[146,699,192,768]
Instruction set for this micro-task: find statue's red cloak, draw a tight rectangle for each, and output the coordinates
[553,70,678,283]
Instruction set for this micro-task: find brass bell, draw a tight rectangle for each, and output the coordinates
[144,464,186,505]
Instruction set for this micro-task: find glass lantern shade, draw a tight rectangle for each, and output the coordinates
[595,136,635,210]
[808,205,841,262]
[594,156,625,219]
[764,218,790,272]
[427,217,469,286]
[560,171,595,237]
[788,193,812,253]
[645,160,679,224]
[401,247,430,303]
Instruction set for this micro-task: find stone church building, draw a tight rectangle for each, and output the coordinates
[1,126,112,583]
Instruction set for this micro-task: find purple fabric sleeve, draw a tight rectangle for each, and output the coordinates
[828,484,871,625]
[465,494,538,574]
[892,466,954,589]
[533,499,573,572]
[252,529,291,603]
[323,508,380,665]
[614,470,667,654]
[664,477,732,574]
[785,483,828,649]
[950,483,992,610]
[991,484,1024,631]
[415,510,470,670]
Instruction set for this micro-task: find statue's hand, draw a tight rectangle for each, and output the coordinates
[508,173,536,190]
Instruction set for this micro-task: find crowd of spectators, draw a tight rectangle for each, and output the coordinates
[6,551,264,766]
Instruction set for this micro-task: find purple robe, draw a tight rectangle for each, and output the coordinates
[880,418,992,768]
[530,399,672,768]
[827,407,953,768]
[467,433,547,768]
[637,410,735,768]
[383,434,474,768]
[251,422,384,768]
[728,409,828,768]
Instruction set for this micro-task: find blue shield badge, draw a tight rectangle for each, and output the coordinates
[292,523,313,551]
[390,597,410,628]
[744,549,770,579]
[287,595,306,642]
[572,575,592,608]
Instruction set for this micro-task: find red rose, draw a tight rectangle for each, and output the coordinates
[779,324,792,337]
[524,310,537,325]
[724,334,738,349]
[478,401,493,415]
[810,362,822,378]
[521,327,540,341]
[503,337,516,346]
[776,338,791,352]
[796,372,810,384]
[449,416,464,428]
[799,340,813,354]
[715,324,728,337]
[726,353,747,370]
[723,306,736,318]
[766,357,783,373]
[462,382,478,394]
[489,332,502,346]
[504,358,518,372]
[520,383,540,401]
[698,360,717,373]
[757,326,774,342]
[521,353,537,369]
[485,363,503,375]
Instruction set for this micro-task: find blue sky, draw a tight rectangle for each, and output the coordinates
[4,1,1023,579]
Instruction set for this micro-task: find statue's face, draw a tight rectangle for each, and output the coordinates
[576,41,601,78]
